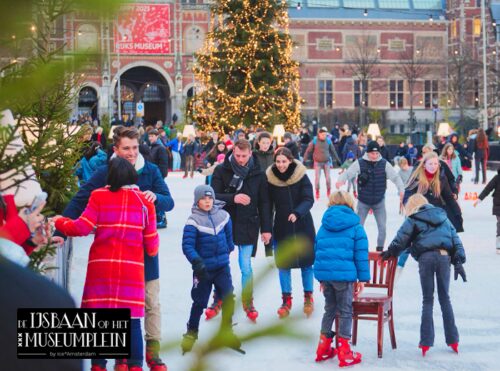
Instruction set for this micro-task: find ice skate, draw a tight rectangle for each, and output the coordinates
[337,337,362,367]
[303,291,314,317]
[277,293,292,319]
[315,333,337,362]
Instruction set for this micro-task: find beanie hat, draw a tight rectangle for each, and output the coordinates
[346,151,355,160]
[283,132,293,141]
[216,153,225,162]
[319,126,328,133]
[367,140,380,153]
[194,185,215,205]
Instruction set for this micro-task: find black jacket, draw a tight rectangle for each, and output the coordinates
[479,170,500,215]
[149,142,169,178]
[253,148,274,172]
[404,174,464,232]
[387,204,466,264]
[212,151,272,248]
[266,161,316,269]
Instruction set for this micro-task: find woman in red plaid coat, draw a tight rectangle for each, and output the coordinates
[54,157,159,371]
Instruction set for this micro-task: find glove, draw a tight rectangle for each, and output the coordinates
[456,175,463,184]
[454,262,467,282]
[192,259,208,281]
[380,250,393,261]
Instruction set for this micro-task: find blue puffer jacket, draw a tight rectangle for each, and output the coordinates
[314,205,370,282]
[387,204,466,264]
[182,200,235,271]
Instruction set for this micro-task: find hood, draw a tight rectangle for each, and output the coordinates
[191,199,226,214]
[409,204,447,227]
[266,160,307,187]
[361,152,382,162]
[321,205,360,232]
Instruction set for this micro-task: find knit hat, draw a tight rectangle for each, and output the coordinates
[216,153,226,162]
[319,126,329,133]
[194,185,215,205]
[346,151,355,160]
[366,140,380,153]
[283,132,293,141]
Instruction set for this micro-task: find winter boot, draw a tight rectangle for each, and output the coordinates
[243,298,259,322]
[205,296,223,320]
[419,344,430,356]
[496,236,500,254]
[449,343,459,354]
[129,367,143,371]
[337,337,362,367]
[181,329,198,355]
[277,293,292,319]
[114,359,128,371]
[315,189,320,200]
[91,366,107,371]
[145,340,167,371]
[303,291,314,317]
[315,332,337,362]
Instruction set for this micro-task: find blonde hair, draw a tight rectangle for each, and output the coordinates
[404,194,429,216]
[408,151,441,198]
[328,190,355,210]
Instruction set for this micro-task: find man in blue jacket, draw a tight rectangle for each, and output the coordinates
[58,126,174,371]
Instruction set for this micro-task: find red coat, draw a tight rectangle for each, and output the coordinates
[55,186,159,317]
[0,195,33,254]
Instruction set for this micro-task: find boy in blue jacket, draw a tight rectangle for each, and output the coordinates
[181,185,241,354]
[314,191,369,367]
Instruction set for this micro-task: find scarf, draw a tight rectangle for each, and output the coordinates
[229,154,254,191]
[271,161,297,182]
[424,169,435,181]
[110,153,145,174]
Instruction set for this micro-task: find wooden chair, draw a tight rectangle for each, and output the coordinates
[337,252,397,358]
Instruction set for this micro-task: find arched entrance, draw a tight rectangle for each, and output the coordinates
[114,66,171,125]
[78,87,98,119]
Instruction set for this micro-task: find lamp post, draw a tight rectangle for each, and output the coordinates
[481,0,488,130]
[367,123,381,141]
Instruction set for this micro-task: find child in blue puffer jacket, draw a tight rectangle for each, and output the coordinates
[314,191,370,367]
[181,185,241,354]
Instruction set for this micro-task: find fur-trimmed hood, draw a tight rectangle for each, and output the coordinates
[266,160,307,187]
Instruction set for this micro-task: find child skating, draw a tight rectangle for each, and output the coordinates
[314,191,369,367]
[474,169,500,254]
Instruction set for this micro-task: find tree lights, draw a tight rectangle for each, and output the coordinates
[188,0,301,135]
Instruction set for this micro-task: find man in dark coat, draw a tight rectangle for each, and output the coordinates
[57,127,174,371]
[148,129,169,178]
[211,139,272,322]
[283,132,300,160]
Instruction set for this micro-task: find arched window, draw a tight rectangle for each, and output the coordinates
[185,26,204,54]
[76,24,98,51]
[79,87,98,103]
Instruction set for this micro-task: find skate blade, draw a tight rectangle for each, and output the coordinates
[339,358,361,367]
[315,349,336,362]
[229,346,246,354]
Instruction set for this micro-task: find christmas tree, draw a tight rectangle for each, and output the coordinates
[190,0,301,134]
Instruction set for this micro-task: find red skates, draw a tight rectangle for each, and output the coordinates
[277,293,292,319]
[243,299,258,323]
[326,189,331,198]
[337,337,362,367]
[205,297,223,320]
[129,367,144,371]
[419,345,430,356]
[303,291,314,317]
[146,340,168,371]
[315,334,337,362]
[449,343,459,354]
[315,189,320,200]
[90,366,106,371]
[114,360,128,371]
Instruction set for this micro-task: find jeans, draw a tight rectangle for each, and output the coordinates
[320,281,354,339]
[418,250,459,346]
[92,318,143,367]
[278,266,314,293]
[238,244,254,299]
[172,151,181,171]
[475,156,487,183]
[357,199,387,248]
[188,265,234,331]
[314,161,331,191]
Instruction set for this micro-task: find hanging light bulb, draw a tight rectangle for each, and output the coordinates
[363,9,368,17]
[296,2,301,10]
[429,14,433,22]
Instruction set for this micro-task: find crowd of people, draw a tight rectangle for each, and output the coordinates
[3,117,499,370]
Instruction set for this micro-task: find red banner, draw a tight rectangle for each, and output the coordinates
[115,4,172,54]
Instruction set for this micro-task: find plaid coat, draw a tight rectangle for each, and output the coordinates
[55,186,159,317]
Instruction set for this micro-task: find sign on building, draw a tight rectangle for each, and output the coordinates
[115,4,172,54]
[136,102,145,117]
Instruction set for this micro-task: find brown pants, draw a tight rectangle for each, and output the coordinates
[145,278,161,341]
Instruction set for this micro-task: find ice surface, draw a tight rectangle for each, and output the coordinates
[70,169,500,370]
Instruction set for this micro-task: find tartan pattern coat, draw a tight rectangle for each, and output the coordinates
[55,186,159,317]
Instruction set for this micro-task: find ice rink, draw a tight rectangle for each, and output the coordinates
[70,168,500,371]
